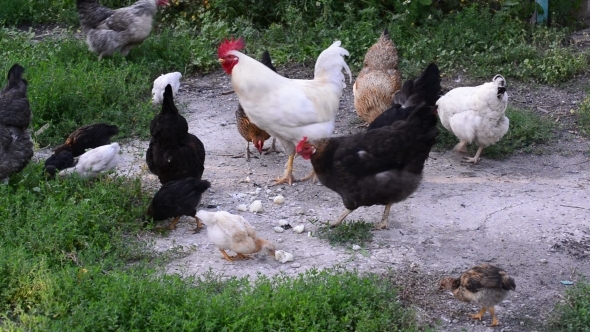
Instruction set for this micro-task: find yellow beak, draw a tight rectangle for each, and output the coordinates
[218,58,225,64]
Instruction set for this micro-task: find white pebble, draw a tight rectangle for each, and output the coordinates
[352,244,361,251]
[237,204,248,212]
[273,226,285,233]
[273,194,285,204]
[275,250,294,263]
[249,200,263,213]
[293,225,305,233]
[245,176,251,183]
[278,219,290,226]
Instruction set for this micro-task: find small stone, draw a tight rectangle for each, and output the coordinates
[293,225,305,233]
[273,226,285,233]
[290,263,301,268]
[352,244,361,251]
[278,219,290,226]
[273,194,285,204]
[237,204,248,212]
[249,200,263,213]
[540,258,548,264]
[294,207,305,215]
[275,250,294,263]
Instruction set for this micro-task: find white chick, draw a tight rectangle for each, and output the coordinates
[196,210,275,262]
[152,72,182,105]
[58,143,120,178]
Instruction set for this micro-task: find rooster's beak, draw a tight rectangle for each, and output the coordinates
[218,59,225,64]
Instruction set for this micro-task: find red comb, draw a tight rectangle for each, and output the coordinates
[296,137,308,153]
[218,37,245,58]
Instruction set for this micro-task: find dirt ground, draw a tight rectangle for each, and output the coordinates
[38,64,590,331]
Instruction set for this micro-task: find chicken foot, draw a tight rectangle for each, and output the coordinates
[235,253,252,260]
[470,307,486,321]
[453,141,468,153]
[373,203,393,230]
[168,216,181,230]
[263,138,279,155]
[462,146,484,164]
[330,209,353,228]
[274,154,296,185]
[219,249,236,262]
[190,216,204,233]
[488,306,499,327]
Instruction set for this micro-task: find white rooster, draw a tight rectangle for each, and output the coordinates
[437,75,509,164]
[151,72,182,105]
[59,143,121,178]
[196,210,276,262]
[218,38,351,184]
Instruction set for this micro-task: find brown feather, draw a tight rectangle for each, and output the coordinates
[354,28,402,123]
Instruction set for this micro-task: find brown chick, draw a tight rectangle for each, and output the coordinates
[235,50,278,161]
[439,264,516,327]
[353,28,402,124]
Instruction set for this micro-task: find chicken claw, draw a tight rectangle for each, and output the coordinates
[461,146,484,164]
[470,308,486,321]
[235,253,252,260]
[373,203,392,230]
[219,249,235,262]
[190,216,204,233]
[168,216,181,230]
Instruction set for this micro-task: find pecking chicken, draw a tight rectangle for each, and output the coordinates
[368,63,441,131]
[152,72,182,105]
[218,38,351,185]
[0,64,33,182]
[436,75,509,164]
[295,65,440,229]
[76,0,170,59]
[196,210,276,262]
[146,178,210,231]
[146,84,205,184]
[439,263,516,327]
[44,150,75,179]
[353,28,402,125]
[235,50,278,161]
[59,142,121,178]
[53,123,119,157]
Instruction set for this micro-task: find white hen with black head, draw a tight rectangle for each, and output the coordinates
[437,75,509,164]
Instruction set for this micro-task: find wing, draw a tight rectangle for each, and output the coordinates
[461,264,507,292]
[0,96,31,129]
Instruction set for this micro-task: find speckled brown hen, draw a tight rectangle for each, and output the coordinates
[235,50,277,161]
[353,28,402,124]
[439,264,516,327]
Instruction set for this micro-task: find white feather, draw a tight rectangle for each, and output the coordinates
[151,72,182,105]
[59,143,120,178]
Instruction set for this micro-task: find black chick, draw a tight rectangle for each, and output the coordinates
[146,84,205,184]
[54,123,119,157]
[368,63,441,131]
[43,150,75,179]
[146,178,211,231]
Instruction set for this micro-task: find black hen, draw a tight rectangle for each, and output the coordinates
[54,123,119,157]
[0,64,33,182]
[296,97,439,229]
[43,150,75,179]
[146,178,211,231]
[368,63,441,131]
[146,84,205,184]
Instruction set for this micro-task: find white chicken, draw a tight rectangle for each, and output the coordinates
[436,75,509,164]
[218,38,351,184]
[59,142,121,178]
[196,210,276,262]
[151,72,182,105]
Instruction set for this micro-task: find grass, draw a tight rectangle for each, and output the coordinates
[312,219,374,248]
[434,107,556,159]
[577,96,590,136]
[0,164,425,331]
[547,279,590,332]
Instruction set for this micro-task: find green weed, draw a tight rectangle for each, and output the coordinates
[435,107,555,159]
[577,96,590,136]
[312,219,374,248]
[546,279,590,332]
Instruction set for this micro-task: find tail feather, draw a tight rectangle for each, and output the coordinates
[161,85,179,114]
[260,51,277,73]
[77,0,114,29]
[393,63,441,108]
[314,41,352,87]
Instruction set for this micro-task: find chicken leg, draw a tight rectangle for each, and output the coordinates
[274,154,296,185]
[219,249,235,262]
[470,307,486,321]
[190,216,204,233]
[463,146,484,164]
[235,253,252,260]
[453,141,468,153]
[330,209,353,228]
[168,216,181,230]
[373,203,393,230]
[263,138,279,155]
[488,306,499,327]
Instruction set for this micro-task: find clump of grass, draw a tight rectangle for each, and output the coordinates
[312,219,374,248]
[546,279,590,332]
[577,96,590,136]
[434,107,555,158]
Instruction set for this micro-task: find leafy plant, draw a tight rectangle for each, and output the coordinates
[312,219,374,248]
[547,279,590,332]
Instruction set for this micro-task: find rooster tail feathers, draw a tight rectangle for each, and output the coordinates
[161,84,179,114]
[314,40,352,87]
[394,63,441,108]
[260,50,277,73]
